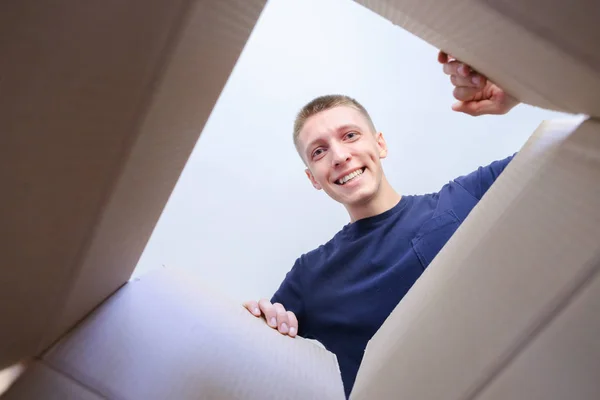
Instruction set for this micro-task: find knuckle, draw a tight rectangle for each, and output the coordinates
[454,87,472,101]
[265,308,276,317]
[453,87,462,100]
[277,310,288,320]
[450,75,458,86]
[287,312,298,326]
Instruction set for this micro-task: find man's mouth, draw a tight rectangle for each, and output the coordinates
[336,167,366,185]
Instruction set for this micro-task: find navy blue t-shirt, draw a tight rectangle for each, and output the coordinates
[271,155,514,397]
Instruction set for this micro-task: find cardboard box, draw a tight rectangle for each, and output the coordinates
[2,0,599,399]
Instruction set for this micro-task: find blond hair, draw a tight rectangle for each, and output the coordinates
[293,94,376,156]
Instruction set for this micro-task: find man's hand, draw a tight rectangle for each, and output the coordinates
[438,51,520,116]
[243,299,298,338]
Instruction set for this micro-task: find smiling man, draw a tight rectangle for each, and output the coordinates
[299,103,400,223]
[244,52,520,397]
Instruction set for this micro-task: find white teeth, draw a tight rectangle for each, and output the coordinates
[337,168,364,185]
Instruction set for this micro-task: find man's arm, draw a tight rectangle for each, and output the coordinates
[453,154,515,200]
[437,51,518,197]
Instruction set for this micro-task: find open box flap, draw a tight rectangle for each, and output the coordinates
[0,0,266,368]
[355,0,600,117]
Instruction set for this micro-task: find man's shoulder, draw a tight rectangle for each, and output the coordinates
[451,154,515,197]
[296,229,344,268]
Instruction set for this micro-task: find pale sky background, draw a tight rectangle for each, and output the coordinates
[132,0,573,302]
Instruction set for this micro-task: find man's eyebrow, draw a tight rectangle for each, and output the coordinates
[336,124,362,134]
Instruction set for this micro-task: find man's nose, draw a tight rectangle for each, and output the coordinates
[331,145,351,166]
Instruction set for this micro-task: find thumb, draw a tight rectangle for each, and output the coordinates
[452,100,497,116]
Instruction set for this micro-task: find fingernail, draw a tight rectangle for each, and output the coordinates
[289,327,296,336]
[281,322,289,333]
[472,76,480,85]
[270,317,276,327]
[254,307,260,315]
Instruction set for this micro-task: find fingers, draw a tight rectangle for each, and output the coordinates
[442,58,487,89]
[453,97,517,117]
[453,86,481,102]
[439,49,519,116]
[273,302,290,334]
[258,298,278,328]
[452,99,496,116]
[443,60,471,77]
[245,299,298,338]
[286,311,298,338]
[243,300,261,317]
[437,51,459,64]
[437,50,450,64]
[450,73,485,89]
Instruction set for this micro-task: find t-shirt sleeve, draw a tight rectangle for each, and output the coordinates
[270,257,306,336]
[453,153,515,200]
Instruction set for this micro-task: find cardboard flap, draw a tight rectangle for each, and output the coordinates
[478,266,600,399]
[41,268,345,400]
[351,118,600,399]
[2,362,102,400]
[355,0,600,117]
[0,0,265,369]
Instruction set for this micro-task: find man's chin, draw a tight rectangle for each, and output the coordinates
[339,191,375,208]
[325,182,375,205]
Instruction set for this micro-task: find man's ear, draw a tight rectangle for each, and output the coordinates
[376,131,388,159]
[305,168,322,190]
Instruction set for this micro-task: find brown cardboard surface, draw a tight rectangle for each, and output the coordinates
[0,0,266,369]
[356,0,600,117]
[351,118,600,399]
[40,268,345,400]
[478,265,600,400]
[2,362,102,400]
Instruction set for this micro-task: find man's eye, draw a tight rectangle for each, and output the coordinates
[345,131,358,139]
[312,148,324,158]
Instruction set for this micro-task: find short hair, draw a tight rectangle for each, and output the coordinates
[293,94,376,156]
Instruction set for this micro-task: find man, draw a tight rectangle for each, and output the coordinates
[243,51,520,397]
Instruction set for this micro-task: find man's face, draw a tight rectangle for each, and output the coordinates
[298,106,388,207]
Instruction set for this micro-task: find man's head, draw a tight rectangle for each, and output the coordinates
[293,94,390,211]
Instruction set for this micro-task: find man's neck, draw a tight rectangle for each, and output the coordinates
[346,178,402,222]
